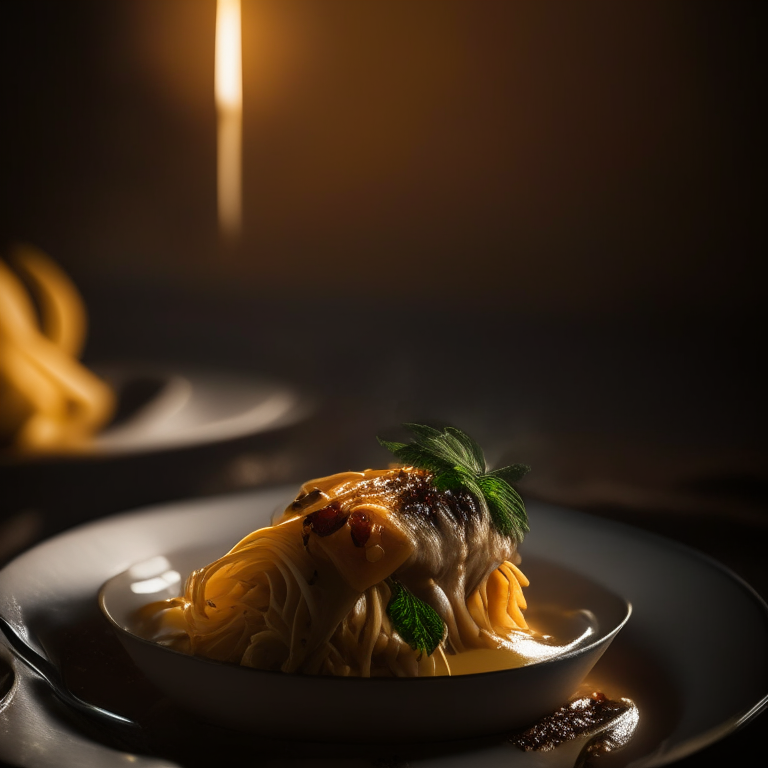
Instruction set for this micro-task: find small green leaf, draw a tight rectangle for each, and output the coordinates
[377,438,453,475]
[430,465,473,493]
[444,426,486,473]
[477,475,529,540]
[386,579,446,656]
[402,422,484,474]
[377,424,530,543]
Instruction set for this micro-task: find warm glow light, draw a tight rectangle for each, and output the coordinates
[216,0,242,241]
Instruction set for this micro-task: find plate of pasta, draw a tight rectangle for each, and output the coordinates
[0,244,310,461]
[2,425,767,767]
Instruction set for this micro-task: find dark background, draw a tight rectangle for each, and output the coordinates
[1,2,766,766]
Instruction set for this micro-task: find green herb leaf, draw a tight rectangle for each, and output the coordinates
[476,474,529,538]
[401,422,485,474]
[378,423,530,543]
[376,438,453,476]
[386,579,446,656]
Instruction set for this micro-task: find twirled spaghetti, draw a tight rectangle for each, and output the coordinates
[141,460,541,678]
[0,245,114,450]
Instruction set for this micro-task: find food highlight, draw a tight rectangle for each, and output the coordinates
[0,244,114,451]
[140,425,593,677]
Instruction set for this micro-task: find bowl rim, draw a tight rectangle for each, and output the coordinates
[98,551,632,684]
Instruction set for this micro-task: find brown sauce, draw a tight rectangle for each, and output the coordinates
[510,691,639,755]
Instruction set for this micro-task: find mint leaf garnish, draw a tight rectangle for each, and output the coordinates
[477,473,528,538]
[378,423,530,542]
[386,579,446,656]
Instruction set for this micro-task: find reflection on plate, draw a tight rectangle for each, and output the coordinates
[1,490,767,767]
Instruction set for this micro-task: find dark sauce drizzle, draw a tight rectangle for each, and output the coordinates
[510,691,639,759]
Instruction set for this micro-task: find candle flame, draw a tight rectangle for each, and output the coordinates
[216,0,242,241]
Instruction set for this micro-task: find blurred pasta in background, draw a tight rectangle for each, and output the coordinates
[0,245,114,451]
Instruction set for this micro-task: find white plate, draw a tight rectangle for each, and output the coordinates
[1,490,767,767]
[1,362,312,461]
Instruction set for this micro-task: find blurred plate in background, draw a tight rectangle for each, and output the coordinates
[0,364,315,563]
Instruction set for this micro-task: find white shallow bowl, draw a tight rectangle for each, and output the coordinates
[99,545,631,743]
